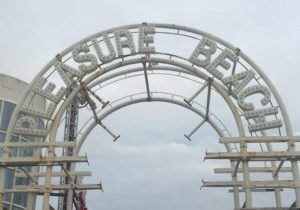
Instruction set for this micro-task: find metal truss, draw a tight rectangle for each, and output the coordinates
[0,23,299,210]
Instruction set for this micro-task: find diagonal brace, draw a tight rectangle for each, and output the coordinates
[184,119,206,141]
[184,81,209,106]
[142,57,151,101]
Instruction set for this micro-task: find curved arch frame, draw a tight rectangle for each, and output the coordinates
[1,23,299,210]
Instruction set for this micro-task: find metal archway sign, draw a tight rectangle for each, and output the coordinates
[1,23,300,210]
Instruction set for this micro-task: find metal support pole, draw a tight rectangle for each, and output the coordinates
[289,141,300,207]
[87,88,109,108]
[59,85,79,210]
[232,175,240,209]
[224,142,240,210]
[184,81,209,106]
[219,136,300,143]
[274,160,284,177]
[82,82,120,142]
[214,166,292,173]
[240,142,252,208]
[142,57,151,101]
[81,81,109,109]
[19,167,37,185]
[265,142,282,208]
[43,164,52,210]
[184,119,206,141]
[233,160,241,177]
[98,122,120,142]
[61,164,74,183]
[205,78,213,119]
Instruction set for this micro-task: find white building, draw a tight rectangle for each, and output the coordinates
[0,73,44,210]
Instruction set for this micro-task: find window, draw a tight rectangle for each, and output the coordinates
[3,169,14,201]
[0,101,16,131]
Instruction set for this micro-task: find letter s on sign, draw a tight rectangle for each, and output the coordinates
[72,44,98,74]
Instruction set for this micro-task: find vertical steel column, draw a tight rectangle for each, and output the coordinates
[289,141,300,207]
[232,172,240,209]
[229,48,242,209]
[224,142,240,209]
[265,142,282,207]
[43,155,53,210]
[63,87,79,210]
[240,142,252,208]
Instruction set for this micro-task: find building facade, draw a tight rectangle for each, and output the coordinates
[0,73,45,210]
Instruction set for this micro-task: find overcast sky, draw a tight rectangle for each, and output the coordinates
[1,0,300,209]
